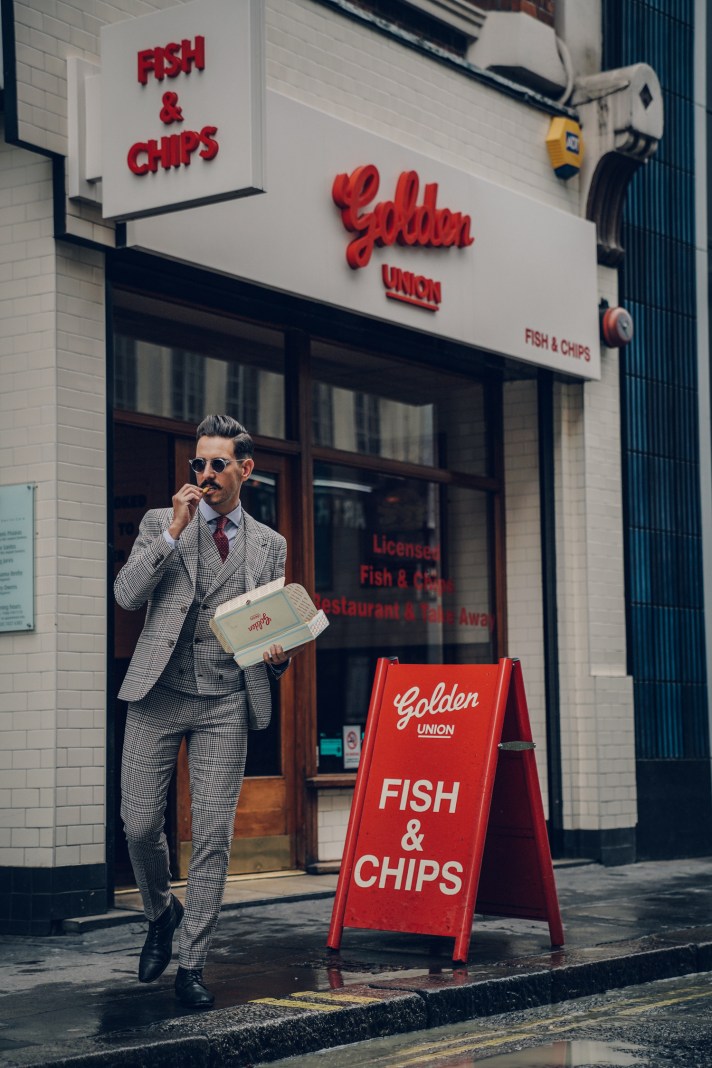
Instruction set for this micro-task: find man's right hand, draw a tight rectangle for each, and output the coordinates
[168,483,204,540]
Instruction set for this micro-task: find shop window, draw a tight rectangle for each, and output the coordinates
[313,376,432,463]
[311,340,489,475]
[227,363,259,430]
[113,291,285,438]
[171,350,205,423]
[354,393,381,454]
[312,381,335,446]
[114,334,138,410]
[314,462,495,772]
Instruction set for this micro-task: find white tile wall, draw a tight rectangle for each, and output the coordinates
[0,123,106,871]
[0,127,58,870]
[554,268,637,834]
[503,380,549,811]
[317,789,353,862]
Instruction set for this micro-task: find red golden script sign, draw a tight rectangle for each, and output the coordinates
[332,165,474,269]
[327,658,563,962]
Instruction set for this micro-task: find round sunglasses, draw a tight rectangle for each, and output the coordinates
[188,457,237,474]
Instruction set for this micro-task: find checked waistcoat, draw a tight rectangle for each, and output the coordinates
[160,518,246,697]
[115,505,286,729]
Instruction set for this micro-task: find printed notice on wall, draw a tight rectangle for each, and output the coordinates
[342,724,362,770]
[0,484,34,633]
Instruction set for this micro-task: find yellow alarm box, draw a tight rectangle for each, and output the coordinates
[546,117,584,180]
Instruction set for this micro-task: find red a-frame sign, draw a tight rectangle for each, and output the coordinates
[327,658,563,962]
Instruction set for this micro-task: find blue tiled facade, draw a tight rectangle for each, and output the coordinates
[604,0,711,855]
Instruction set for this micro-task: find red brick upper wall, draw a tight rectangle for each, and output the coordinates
[474,0,555,28]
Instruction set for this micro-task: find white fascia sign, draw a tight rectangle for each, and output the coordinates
[99,0,264,221]
[130,93,602,381]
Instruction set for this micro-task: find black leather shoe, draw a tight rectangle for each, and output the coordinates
[138,894,184,983]
[175,966,215,1010]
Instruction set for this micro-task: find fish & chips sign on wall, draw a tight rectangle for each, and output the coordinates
[100,0,265,221]
[328,658,563,962]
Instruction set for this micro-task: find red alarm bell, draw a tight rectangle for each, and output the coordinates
[601,305,634,347]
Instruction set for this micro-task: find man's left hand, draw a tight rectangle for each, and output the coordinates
[263,643,289,667]
[263,642,309,667]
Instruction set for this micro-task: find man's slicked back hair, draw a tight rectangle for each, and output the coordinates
[196,415,254,459]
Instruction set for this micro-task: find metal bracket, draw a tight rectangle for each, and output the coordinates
[498,741,536,751]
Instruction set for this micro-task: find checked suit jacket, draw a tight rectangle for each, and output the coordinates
[114,506,287,730]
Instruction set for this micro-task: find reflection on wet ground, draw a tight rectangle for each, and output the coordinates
[476,1040,647,1066]
[399,1043,648,1067]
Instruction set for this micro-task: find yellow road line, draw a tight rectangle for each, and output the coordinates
[252,997,341,1012]
[618,986,712,1016]
[393,1009,587,1058]
[290,989,381,1004]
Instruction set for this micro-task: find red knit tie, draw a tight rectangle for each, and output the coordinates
[213,515,229,562]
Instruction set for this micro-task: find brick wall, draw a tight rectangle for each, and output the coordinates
[476,0,556,27]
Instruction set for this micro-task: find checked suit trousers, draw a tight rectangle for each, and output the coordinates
[120,521,249,969]
[121,687,247,968]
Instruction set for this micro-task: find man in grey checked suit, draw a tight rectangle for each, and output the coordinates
[115,415,291,1009]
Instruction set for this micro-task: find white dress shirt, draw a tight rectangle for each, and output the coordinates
[163,498,243,548]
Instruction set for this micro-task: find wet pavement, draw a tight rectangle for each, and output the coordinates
[1,858,712,1066]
